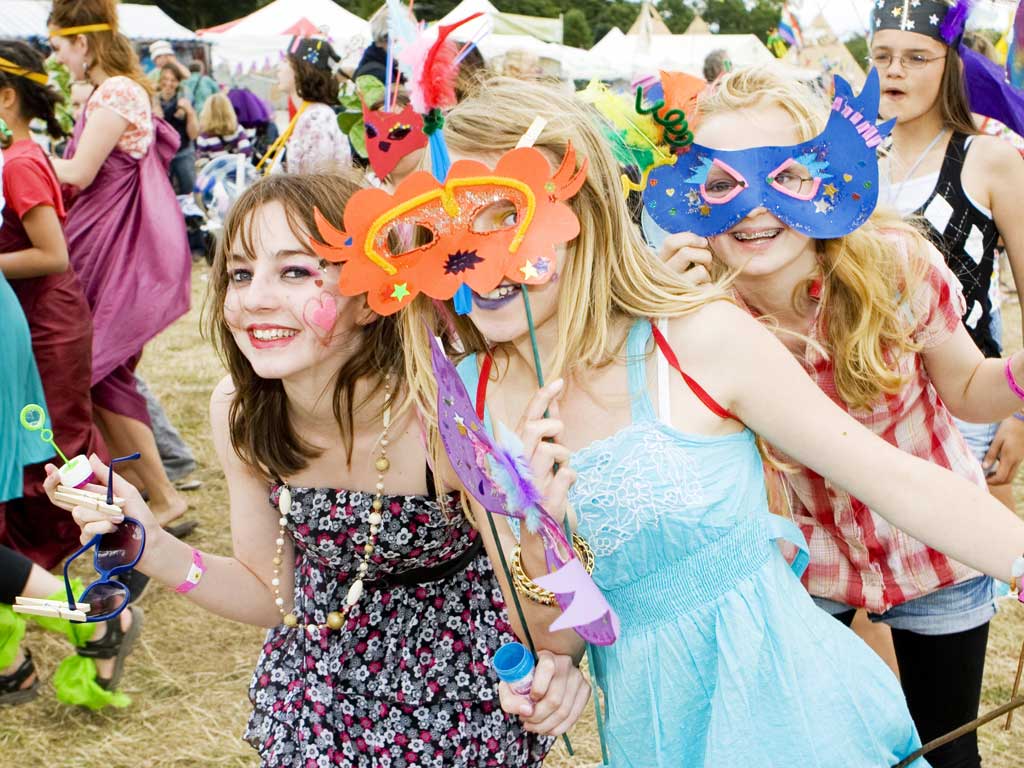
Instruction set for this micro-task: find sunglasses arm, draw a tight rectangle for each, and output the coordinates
[64,534,101,611]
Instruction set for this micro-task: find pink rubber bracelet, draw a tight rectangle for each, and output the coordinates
[1006,355,1024,401]
[175,549,206,594]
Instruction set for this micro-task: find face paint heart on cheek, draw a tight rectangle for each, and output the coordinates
[303,292,339,344]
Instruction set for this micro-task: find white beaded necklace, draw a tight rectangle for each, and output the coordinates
[273,375,392,636]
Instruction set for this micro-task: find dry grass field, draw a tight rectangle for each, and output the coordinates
[1,263,1022,767]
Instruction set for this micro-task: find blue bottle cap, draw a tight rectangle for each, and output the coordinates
[492,642,534,683]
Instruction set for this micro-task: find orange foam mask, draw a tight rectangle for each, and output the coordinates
[312,144,588,316]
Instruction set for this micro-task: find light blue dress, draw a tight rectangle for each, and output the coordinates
[459,319,928,768]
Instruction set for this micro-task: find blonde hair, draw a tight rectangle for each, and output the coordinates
[199,93,238,138]
[697,67,929,410]
[401,76,731,431]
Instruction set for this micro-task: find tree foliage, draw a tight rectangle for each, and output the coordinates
[562,9,593,50]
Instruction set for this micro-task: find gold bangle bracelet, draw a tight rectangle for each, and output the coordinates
[511,533,595,606]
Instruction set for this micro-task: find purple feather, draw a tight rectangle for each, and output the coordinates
[940,0,971,45]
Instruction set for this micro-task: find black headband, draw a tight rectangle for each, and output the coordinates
[288,36,338,71]
[870,0,970,46]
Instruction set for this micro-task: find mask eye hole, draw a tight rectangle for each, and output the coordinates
[700,159,747,204]
[384,223,436,257]
[767,158,822,201]
[365,123,378,139]
[471,200,519,234]
[388,124,412,141]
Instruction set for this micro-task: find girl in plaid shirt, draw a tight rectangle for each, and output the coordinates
[666,66,1024,768]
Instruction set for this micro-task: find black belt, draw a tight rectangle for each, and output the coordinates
[367,537,484,589]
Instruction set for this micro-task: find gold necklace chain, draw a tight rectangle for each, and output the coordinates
[273,374,392,636]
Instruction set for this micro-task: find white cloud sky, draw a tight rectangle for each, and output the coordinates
[793,0,1016,40]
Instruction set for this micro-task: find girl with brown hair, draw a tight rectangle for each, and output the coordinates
[870,1,1024,520]
[48,173,569,767]
[262,36,350,174]
[47,0,191,528]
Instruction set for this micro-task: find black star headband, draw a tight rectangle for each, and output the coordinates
[287,35,339,71]
[870,0,971,45]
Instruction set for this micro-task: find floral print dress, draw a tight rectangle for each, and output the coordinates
[245,483,550,768]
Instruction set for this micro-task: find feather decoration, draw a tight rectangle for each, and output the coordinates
[490,422,545,533]
[940,0,972,44]
[398,13,483,114]
[579,79,668,170]
[386,0,417,56]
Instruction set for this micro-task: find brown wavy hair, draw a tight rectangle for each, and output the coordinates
[48,0,153,94]
[288,49,340,106]
[202,173,403,480]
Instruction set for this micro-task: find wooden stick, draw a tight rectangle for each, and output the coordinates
[1005,638,1024,730]
[892,696,1024,767]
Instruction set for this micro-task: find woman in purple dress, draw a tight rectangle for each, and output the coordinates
[48,0,190,526]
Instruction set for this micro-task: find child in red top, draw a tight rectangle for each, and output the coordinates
[0,40,107,568]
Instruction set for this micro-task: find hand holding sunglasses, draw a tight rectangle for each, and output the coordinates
[16,454,146,624]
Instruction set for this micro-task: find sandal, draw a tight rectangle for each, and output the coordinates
[0,648,40,706]
[76,606,144,691]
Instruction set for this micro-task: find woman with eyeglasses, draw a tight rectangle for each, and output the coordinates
[872,4,1024,520]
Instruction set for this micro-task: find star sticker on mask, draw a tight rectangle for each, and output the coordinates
[686,189,701,205]
[910,0,920,6]
[391,283,411,301]
[929,13,939,24]
[823,183,839,199]
[520,261,540,280]
[453,414,468,436]
[892,5,901,15]
[813,199,832,214]
[875,0,883,7]
[533,257,550,275]
[699,204,711,217]
[906,19,915,29]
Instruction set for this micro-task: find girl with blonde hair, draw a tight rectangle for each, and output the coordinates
[399,75,1024,766]
[659,64,1024,768]
[196,92,253,162]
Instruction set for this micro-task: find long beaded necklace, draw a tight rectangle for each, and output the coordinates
[272,374,393,636]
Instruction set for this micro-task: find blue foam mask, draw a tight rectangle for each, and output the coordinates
[642,70,894,240]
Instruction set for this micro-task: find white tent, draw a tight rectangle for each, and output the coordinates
[436,0,563,45]
[590,28,774,81]
[0,0,197,41]
[198,0,370,75]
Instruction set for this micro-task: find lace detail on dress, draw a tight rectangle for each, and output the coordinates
[571,422,705,557]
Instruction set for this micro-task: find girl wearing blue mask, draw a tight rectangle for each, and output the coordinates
[655,63,1024,768]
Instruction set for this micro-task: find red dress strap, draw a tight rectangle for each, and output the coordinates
[476,352,494,420]
[649,321,736,421]
[475,324,736,422]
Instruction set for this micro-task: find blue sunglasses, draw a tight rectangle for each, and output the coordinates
[62,454,145,622]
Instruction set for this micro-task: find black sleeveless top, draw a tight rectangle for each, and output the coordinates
[912,132,1001,358]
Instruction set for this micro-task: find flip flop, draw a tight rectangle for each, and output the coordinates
[174,479,203,492]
